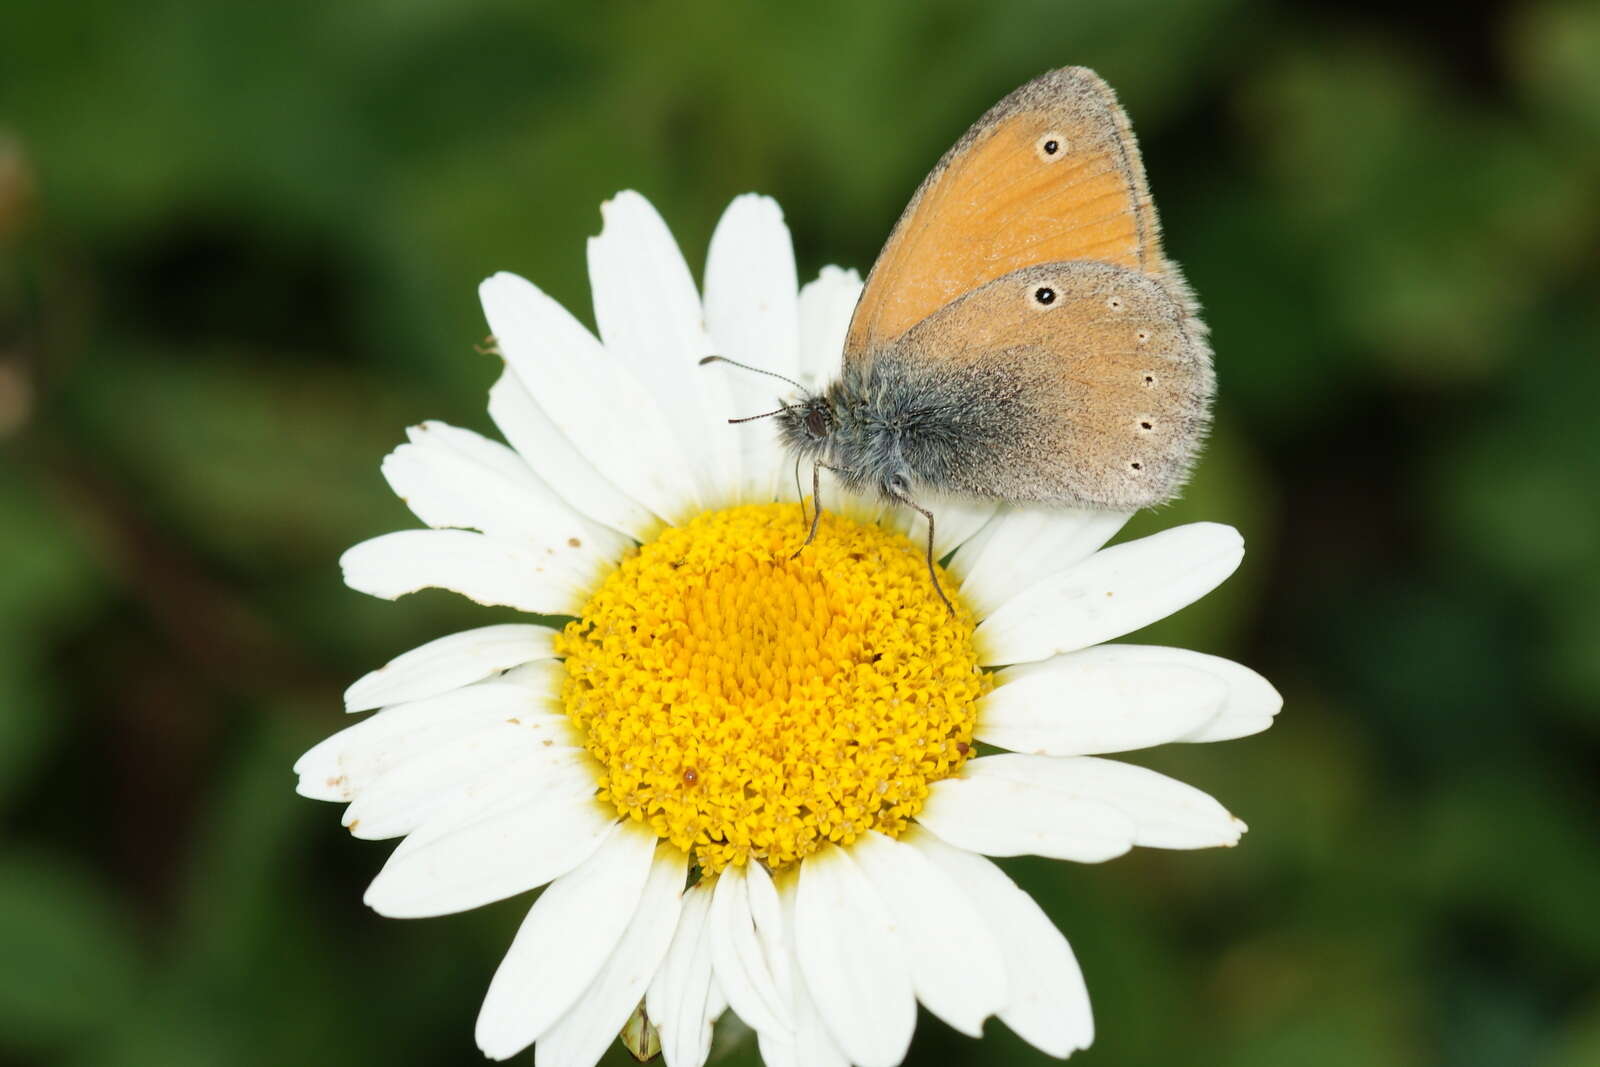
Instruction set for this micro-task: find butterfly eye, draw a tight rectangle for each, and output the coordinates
[804,405,832,437]
[1033,286,1056,306]
[1036,133,1068,160]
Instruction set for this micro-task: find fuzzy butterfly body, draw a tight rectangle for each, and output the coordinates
[775,66,1213,513]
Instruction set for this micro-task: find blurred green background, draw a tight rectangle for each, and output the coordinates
[3,1,1598,1065]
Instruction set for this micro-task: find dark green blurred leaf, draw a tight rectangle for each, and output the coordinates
[0,461,105,806]
[1241,38,1596,382]
[1512,0,1600,145]
[60,350,430,567]
[0,851,141,1055]
[1412,765,1600,965]
[1427,311,1600,727]
[1544,994,1600,1067]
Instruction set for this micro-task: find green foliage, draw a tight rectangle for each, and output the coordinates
[1,1,1596,1065]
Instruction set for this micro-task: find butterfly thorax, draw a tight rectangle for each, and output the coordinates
[777,351,1030,502]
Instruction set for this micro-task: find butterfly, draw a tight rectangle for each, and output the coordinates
[705,67,1214,610]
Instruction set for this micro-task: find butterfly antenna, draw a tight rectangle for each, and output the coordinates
[698,355,806,392]
[727,407,787,424]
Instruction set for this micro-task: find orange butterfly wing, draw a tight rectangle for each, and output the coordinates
[844,66,1171,362]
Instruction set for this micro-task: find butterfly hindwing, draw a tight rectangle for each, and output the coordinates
[881,260,1212,509]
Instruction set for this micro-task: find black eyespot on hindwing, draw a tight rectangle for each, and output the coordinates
[1034,287,1056,306]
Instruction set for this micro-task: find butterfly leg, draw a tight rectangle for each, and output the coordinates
[886,488,956,617]
[792,460,827,559]
[793,454,807,526]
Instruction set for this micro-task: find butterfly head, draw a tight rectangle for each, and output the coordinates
[776,393,836,459]
[775,373,923,503]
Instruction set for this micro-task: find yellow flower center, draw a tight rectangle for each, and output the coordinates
[556,503,987,874]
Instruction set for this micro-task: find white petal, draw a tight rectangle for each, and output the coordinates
[979,649,1229,756]
[495,659,565,702]
[967,754,1246,850]
[917,768,1138,863]
[879,488,998,561]
[747,868,801,1067]
[363,760,613,917]
[705,980,727,1035]
[388,747,594,852]
[976,522,1244,666]
[482,273,692,532]
[405,420,548,492]
[703,194,801,504]
[794,846,916,1067]
[534,844,687,1067]
[849,831,1008,1037]
[485,370,660,540]
[909,828,1093,1058]
[344,624,557,712]
[587,191,732,506]
[475,822,658,1060]
[645,884,718,1067]
[1163,648,1283,742]
[742,863,791,997]
[342,716,581,840]
[381,421,629,564]
[341,529,595,615]
[756,1033,800,1067]
[997,644,1282,746]
[294,682,539,802]
[789,968,849,1067]
[772,876,850,1067]
[707,865,791,1038]
[950,505,1131,616]
[795,266,861,393]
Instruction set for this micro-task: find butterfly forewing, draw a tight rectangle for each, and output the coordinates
[844,66,1168,362]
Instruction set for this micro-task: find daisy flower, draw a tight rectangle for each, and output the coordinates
[295,191,1280,1067]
